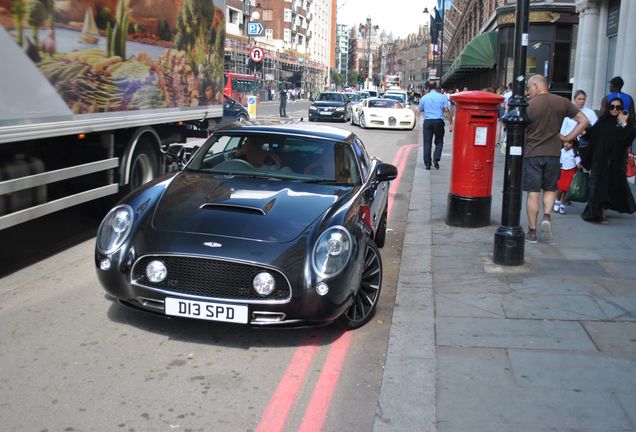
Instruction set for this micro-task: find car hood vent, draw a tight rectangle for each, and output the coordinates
[199,200,275,215]
[152,173,349,242]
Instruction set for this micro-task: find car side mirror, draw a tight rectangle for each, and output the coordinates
[376,163,398,182]
[167,144,187,168]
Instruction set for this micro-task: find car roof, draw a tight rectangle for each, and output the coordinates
[218,122,354,141]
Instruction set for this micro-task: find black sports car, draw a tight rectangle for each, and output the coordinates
[95,124,397,329]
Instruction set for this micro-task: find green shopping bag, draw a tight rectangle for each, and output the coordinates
[565,169,589,202]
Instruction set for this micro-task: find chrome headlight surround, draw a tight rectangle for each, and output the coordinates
[96,204,134,254]
[312,226,353,278]
[309,106,318,111]
[335,107,345,111]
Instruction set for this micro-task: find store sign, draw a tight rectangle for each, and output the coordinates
[607,1,620,36]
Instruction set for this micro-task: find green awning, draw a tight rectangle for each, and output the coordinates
[442,31,497,84]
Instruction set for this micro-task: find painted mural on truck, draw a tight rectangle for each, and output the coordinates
[0,0,226,114]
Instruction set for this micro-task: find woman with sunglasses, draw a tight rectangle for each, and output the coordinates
[581,97,636,224]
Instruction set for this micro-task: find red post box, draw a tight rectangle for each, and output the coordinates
[446,91,503,227]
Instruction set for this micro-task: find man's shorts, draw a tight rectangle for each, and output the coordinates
[523,156,560,192]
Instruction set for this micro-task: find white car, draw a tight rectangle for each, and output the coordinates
[350,97,416,130]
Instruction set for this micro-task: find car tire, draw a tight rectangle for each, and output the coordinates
[127,138,158,193]
[374,207,387,248]
[350,114,355,125]
[236,113,248,123]
[336,241,382,330]
[359,113,366,129]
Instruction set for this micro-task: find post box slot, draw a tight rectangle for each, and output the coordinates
[470,115,495,120]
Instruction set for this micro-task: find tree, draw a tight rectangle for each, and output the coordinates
[330,69,345,87]
[347,70,359,87]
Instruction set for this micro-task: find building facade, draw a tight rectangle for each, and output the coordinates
[224,0,332,96]
[335,24,349,76]
[572,0,636,111]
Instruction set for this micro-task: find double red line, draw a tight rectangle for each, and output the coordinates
[255,144,417,432]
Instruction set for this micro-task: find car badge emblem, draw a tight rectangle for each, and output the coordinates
[203,242,222,248]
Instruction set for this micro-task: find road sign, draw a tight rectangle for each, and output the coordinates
[249,47,264,63]
[247,21,265,36]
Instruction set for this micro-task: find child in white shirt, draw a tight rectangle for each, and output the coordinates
[554,140,582,214]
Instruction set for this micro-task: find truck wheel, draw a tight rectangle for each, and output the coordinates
[128,139,158,192]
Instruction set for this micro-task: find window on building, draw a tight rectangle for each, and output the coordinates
[284,29,292,42]
[228,8,239,24]
[266,29,273,39]
[298,35,304,46]
[263,9,273,21]
[284,9,292,22]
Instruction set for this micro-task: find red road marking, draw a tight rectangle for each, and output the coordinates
[255,335,321,432]
[256,144,417,432]
[297,331,353,432]
[388,144,418,220]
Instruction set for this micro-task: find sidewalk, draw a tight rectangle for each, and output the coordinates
[375,130,636,431]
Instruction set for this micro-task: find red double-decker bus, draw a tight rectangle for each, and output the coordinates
[224,72,258,105]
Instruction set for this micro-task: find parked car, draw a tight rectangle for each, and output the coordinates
[382,93,407,105]
[95,123,398,329]
[308,92,351,122]
[384,89,409,105]
[222,94,249,125]
[351,97,416,130]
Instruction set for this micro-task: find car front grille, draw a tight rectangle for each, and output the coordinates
[388,117,397,126]
[131,255,291,303]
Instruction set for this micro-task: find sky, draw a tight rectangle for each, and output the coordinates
[336,0,438,39]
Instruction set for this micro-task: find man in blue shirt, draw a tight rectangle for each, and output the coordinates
[418,82,454,169]
[598,76,635,127]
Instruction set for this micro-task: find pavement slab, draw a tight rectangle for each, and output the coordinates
[437,317,597,351]
[436,293,505,318]
[501,293,608,321]
[581,321,636,355]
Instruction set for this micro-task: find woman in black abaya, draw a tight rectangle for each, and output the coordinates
[582,97,636,223]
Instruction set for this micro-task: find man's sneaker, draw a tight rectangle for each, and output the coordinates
[541,215,553,241]
[558,205,566,214]
[525,229,538,243]
[553,202,561,212]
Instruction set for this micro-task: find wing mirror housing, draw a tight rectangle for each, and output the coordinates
[376,163,398,182]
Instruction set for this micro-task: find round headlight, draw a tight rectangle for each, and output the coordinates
[312,226,352,278]
[96,205,134,254]
[253,272,275,296]
[146,260,167,283]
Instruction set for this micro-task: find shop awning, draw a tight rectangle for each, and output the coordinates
[441,31,498,85]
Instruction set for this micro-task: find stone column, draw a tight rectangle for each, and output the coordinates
[614,0,636,95]
[573,0,601,106]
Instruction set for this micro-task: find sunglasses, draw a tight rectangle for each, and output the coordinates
[609,105,623,111]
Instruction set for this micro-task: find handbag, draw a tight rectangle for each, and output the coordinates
[626,150,636,178]
[565,169,589,202]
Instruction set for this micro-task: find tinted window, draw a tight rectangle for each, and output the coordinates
[353,138,371,179]
[186,133,360,185]
[316,93,345,102]
[368,99,401,108]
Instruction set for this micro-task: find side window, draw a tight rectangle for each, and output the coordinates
[353,138,370,179]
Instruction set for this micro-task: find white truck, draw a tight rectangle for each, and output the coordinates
[0,0,226,230]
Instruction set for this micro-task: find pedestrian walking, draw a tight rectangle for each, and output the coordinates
[581,97,636,224]
[418,81,453,170]
[598,76,635,127]
[499,82,513,147]
[279,83,287,117]
[524,74,589,243]
[553,140,582,214]
[561,90,598,165]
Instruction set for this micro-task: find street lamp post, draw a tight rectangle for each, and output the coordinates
[493,0,530,266]
[359,17,378,90]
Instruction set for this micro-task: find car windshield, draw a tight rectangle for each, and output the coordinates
[186,132,361,185]
[356,91,370,99]
[316,93,345,102]
[383,94,406,104]
[368,99,403,109]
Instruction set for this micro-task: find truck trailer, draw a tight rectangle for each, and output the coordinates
[0,0,226,231]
